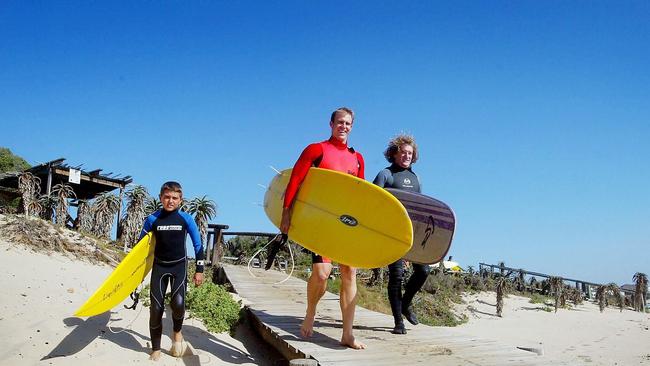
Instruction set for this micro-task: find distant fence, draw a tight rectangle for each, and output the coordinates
[477,262,619,299]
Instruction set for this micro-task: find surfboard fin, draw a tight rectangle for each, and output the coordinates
[269,165,283,175]
[265,234,288,270]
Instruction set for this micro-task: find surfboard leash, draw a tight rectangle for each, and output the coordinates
[107,284,145,334]
[247,233,283,278]
[123,290,140,310]
[247,233,295,284]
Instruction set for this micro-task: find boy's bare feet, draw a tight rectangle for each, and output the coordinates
[170,331,184,357]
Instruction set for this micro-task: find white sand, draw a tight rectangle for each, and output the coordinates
[0,239,281,365]
[455,292,650,365]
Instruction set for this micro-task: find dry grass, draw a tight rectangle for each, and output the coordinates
[0,213,123,266]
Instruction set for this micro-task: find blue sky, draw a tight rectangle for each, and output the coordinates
[1,1,648,285]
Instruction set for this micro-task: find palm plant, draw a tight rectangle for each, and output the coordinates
[549,276,564,313]
[569,287,583,306]
[17,172,41,217]
[76,199,93,233]
[119,185,149,250]
[467,265,475,276]
[38,194,57,221]
[514,269,526,292]
[595,285,608,313]
[632,273,648,312]
[185,196,217,245]
[145,197,162,215]
[92,192,120,239]
[26,198,43,218]
[559,284,568,308]
[529,277,539,294]
[496,277,509,317]
[51,183,76,226]
[607,283,624,312]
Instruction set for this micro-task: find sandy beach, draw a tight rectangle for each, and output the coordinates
[0,231,648,365]
[455,292,650,365]
[0,238,283,366]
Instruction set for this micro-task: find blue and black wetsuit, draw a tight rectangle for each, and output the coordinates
[374,164,429,333]
[140,209,204,351]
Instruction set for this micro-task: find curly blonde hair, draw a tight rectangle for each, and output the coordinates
[383,134,418,164]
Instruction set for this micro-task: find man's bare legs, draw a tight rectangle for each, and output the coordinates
[300,262,331,337]
[339,265,366,349]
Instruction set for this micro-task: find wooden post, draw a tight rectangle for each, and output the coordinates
[117,186,125,251]
[46,164,53,195]
[207,224,229,266]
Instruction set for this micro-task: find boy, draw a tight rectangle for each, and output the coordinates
[139,181,205,360]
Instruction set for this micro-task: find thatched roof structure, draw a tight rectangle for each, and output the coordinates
[0,157,132,200]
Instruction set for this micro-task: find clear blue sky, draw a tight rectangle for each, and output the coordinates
[2,1,648,285]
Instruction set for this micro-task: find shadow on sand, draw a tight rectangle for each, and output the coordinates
[41,311,149,360]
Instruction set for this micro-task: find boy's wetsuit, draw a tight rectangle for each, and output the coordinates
[373,164,429,333]
[140,209,204,351]
[284,137,365,263]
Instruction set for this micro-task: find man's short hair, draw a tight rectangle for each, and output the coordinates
[160,181,183,196]
[330,107,355,123]
[384,134,419,164]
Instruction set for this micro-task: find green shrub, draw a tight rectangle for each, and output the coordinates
[529,293,552,305]
[186,281,242,333]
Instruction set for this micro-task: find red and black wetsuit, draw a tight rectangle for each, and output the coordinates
[284,137,365,263]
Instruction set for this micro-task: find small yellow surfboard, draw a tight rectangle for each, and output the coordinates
[264,168,413,268]
[75,233,155,317]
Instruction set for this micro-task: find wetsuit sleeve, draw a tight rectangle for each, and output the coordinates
[283,143,323,208]
[373,169,390,188]
[356,152,365,179]
[139,214,156,240]
[181,212,205,273]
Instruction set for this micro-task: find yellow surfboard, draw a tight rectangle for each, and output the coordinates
[264,168,413,268]
[75,232,155,317]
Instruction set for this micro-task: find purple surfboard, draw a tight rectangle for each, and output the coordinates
[386,188,456,265]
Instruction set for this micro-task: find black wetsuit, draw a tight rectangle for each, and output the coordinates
[374,164,430,331]
[140,209,204,351]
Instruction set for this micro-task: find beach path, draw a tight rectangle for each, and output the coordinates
[222,263,568,366]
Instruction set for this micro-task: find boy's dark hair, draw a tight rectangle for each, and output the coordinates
[160,181,183,196]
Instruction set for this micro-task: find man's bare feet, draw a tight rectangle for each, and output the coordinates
[149,350,161,361]
[340,335,366,350]
[300,315,315,338]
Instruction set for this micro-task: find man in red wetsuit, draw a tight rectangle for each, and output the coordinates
[280,107,366,350]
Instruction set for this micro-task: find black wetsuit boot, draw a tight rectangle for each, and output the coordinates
[401,263,429,325]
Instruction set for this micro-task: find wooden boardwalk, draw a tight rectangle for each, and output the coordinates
[221,264,565,366]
